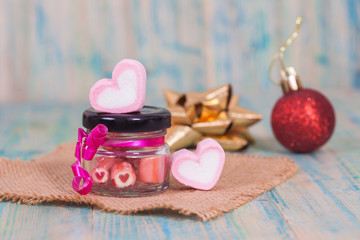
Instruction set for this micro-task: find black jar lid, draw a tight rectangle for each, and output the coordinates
[82,106,171,132]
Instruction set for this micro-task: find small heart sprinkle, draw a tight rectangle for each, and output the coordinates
[95,171,105,180]
[119,173,130,183]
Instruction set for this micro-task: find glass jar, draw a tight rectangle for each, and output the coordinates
[81,106,171,197]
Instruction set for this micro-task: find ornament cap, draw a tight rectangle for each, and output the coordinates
[280,67,303,94]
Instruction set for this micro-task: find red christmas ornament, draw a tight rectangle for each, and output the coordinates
[271,67,335,153]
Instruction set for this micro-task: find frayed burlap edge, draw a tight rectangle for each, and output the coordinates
[0,144,298,221]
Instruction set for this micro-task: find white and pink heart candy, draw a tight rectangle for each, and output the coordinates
[111,161,136,188]
[90,157,115,184]
[171,138,225,190]
[89,59,146,113]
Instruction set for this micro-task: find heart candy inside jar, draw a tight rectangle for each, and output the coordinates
[89,155,168,189]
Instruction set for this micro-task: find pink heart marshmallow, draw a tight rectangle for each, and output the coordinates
[89,59,146,113]
[171,138,225,190]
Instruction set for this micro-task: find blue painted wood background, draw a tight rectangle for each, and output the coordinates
[0,0,359,104]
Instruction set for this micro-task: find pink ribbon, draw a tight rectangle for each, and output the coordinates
[103,136,165,148]
[71,124,108,195]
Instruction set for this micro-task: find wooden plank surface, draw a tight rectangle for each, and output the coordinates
[0,90,359,239]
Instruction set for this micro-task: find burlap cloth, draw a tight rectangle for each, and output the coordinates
[0,143,298,221]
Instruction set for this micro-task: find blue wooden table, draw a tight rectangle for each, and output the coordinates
[0,90,359,239]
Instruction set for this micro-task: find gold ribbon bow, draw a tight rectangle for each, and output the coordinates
[164,84,262,151]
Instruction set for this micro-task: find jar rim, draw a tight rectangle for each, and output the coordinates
[82,106,171,132]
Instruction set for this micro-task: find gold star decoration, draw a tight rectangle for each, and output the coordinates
[164,84,262,151]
